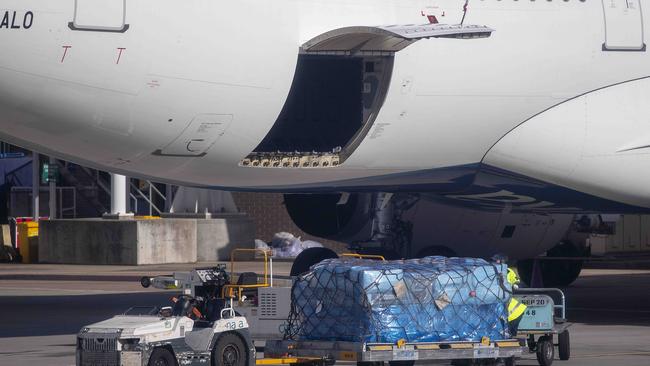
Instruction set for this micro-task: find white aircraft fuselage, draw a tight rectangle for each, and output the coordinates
[0,1,649,262]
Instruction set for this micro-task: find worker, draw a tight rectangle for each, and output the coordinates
[507,268,527,337]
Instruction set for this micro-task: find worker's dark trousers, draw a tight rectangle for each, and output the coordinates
[508,316,523,337]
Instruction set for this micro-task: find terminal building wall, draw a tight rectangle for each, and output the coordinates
[232,192,346,253]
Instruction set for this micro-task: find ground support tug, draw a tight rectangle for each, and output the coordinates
[76,264,256,366]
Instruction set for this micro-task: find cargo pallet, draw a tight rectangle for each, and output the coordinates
[264,338,527,366]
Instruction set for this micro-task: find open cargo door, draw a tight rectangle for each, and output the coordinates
[302,24,494,55]
[244,23,494,168]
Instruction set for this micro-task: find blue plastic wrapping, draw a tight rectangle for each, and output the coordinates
[285,256,511,343]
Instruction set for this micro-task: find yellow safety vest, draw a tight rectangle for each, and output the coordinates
[507,268,519,286]
[508,297,527,322]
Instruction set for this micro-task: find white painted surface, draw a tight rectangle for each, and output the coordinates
[110,174,128,215]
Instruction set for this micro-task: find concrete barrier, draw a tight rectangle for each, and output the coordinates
[39,219,196,265]
[196,216,255,261]
[38,217,255,265]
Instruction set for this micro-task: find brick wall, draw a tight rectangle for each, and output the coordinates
[232,192,347,253]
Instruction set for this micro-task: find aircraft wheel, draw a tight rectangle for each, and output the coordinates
[518,242,583,287]
[290,247,338,276]
[147,348,175,366]
[416,245,457,258]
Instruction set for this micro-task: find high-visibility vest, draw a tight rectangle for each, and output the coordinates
[507,268,519,286]
[508,297,527,322]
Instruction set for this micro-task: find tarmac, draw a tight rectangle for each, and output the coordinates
[0,263,649,366]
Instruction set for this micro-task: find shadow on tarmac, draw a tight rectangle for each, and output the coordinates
[1,271,649,339]
[561,272,650,326]
[0,292,172,338]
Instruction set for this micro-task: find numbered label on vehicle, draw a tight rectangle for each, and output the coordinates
[522,298,546,306]
[519,296,551,307]
[226,321,245,330]
[525,309,537,316]
[215,317,248,331]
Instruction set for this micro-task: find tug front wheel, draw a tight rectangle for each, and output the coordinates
[148,348,175,366]
[212,333,246,366]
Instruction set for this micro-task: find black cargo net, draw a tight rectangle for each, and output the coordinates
[283,257,512,343]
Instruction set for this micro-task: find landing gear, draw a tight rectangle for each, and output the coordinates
[290,247,339,276]
[517,242,583,287]
[351,193,418,261]
[356,247,401,260]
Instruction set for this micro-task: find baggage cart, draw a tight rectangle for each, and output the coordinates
[514,288,571,366]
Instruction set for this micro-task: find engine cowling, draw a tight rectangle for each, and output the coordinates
[283,193,373,242]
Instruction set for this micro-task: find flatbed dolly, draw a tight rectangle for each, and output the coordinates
[514,288,571,366]
[264,338,528,366]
